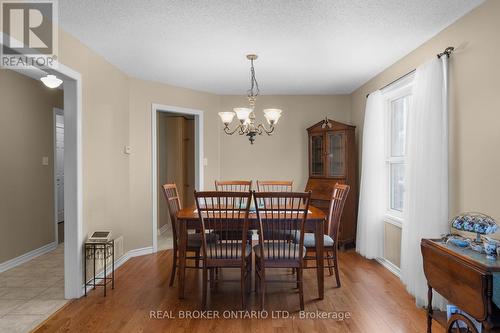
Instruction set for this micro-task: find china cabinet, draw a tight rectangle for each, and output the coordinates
[305,119,358,247]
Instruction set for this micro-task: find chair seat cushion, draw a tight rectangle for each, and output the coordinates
[206,242,251,259]
[253,243,306,260]
[187,233,218,248]
[295,233,334,248]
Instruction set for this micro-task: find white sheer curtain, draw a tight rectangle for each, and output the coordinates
[400,56,449,309]
[356,91,386,259]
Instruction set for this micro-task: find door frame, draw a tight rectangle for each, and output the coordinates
[53,107,64,244]
[151,103,204,253]
[1,33,83,298]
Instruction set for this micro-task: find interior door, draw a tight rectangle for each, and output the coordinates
[55,112,64,222]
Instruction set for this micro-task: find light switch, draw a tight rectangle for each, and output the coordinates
[124,145,131,154]
[42,156,49,165]
[203,158,208,167]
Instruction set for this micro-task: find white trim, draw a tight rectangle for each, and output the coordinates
[151,104,204,253]
[126,246,154,258]
[384,215,403,228]
[0,242,57,273]
[57,64,83,300]
[82,246,153,294]
[158,223,169,235]
[383,82,413,221]
[53,109,58,245]
[376,257,401,278]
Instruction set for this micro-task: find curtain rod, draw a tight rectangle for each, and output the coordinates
[366,46,454,98]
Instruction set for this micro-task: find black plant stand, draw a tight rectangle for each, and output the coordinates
[84,240,114,296]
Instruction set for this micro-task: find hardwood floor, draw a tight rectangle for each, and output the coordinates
[33,250,444,333]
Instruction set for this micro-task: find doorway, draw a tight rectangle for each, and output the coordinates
[156,113,195,250]
[54,108,65,243]
[0,38,82,305]
[151,104,204,253]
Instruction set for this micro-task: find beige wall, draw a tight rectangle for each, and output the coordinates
[0,70,63,263]
[54,33,224,253]
[219,95,351,190]
[384,222,402,268]
[128,78,221,250]
[52,31,224,253]
[351,0,500,240]
[57,30,132,251]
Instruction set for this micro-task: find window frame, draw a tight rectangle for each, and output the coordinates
[382,75,414,225]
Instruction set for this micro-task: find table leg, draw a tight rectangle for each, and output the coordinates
[315,219,324,299]
[93,246,96,290]
[112,240,115,289]
[104,245,107,297]
[427,285,433,333]
[178,219,187,299]
[84,245,87,296]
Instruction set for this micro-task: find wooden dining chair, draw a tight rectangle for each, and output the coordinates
[256,180,293,192]
[299,184,350,287]
[194,191,253,309]
[215,180,252,192]
[256,181,293,209]
[253,191,311,311]
[162,183,205,286]
[214,181,254,244]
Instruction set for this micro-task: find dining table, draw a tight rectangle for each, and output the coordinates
[175,205,327,300]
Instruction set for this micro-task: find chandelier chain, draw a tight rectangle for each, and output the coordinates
[247,58,260,100]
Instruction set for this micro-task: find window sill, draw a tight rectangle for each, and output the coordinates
[384,214,403,228]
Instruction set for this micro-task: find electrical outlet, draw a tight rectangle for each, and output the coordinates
[124,145,131,154]
[42,156,49,165]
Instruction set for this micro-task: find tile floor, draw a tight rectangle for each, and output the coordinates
[157,230,173,251]
[0,245,67,333]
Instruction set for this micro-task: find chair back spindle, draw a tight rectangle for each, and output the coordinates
[327,184,350,241]
[215,180,252,192]
[256,180,293,192]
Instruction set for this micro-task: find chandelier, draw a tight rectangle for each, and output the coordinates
[218,54,282,144]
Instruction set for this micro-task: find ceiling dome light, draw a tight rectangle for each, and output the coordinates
[40,74,63,88]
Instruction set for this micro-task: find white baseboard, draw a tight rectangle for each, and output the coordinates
[0,241,58,273]
[82,246,153,294]
[158,224,169,235]
[126,246,154,258]
[375,257,401,278]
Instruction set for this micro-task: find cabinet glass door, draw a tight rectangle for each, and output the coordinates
[310,134,324,176]
[327,131,346,177]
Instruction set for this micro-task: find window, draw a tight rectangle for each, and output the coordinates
[385,84,411,219]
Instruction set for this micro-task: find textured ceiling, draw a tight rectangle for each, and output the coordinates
[59,0,484,94]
